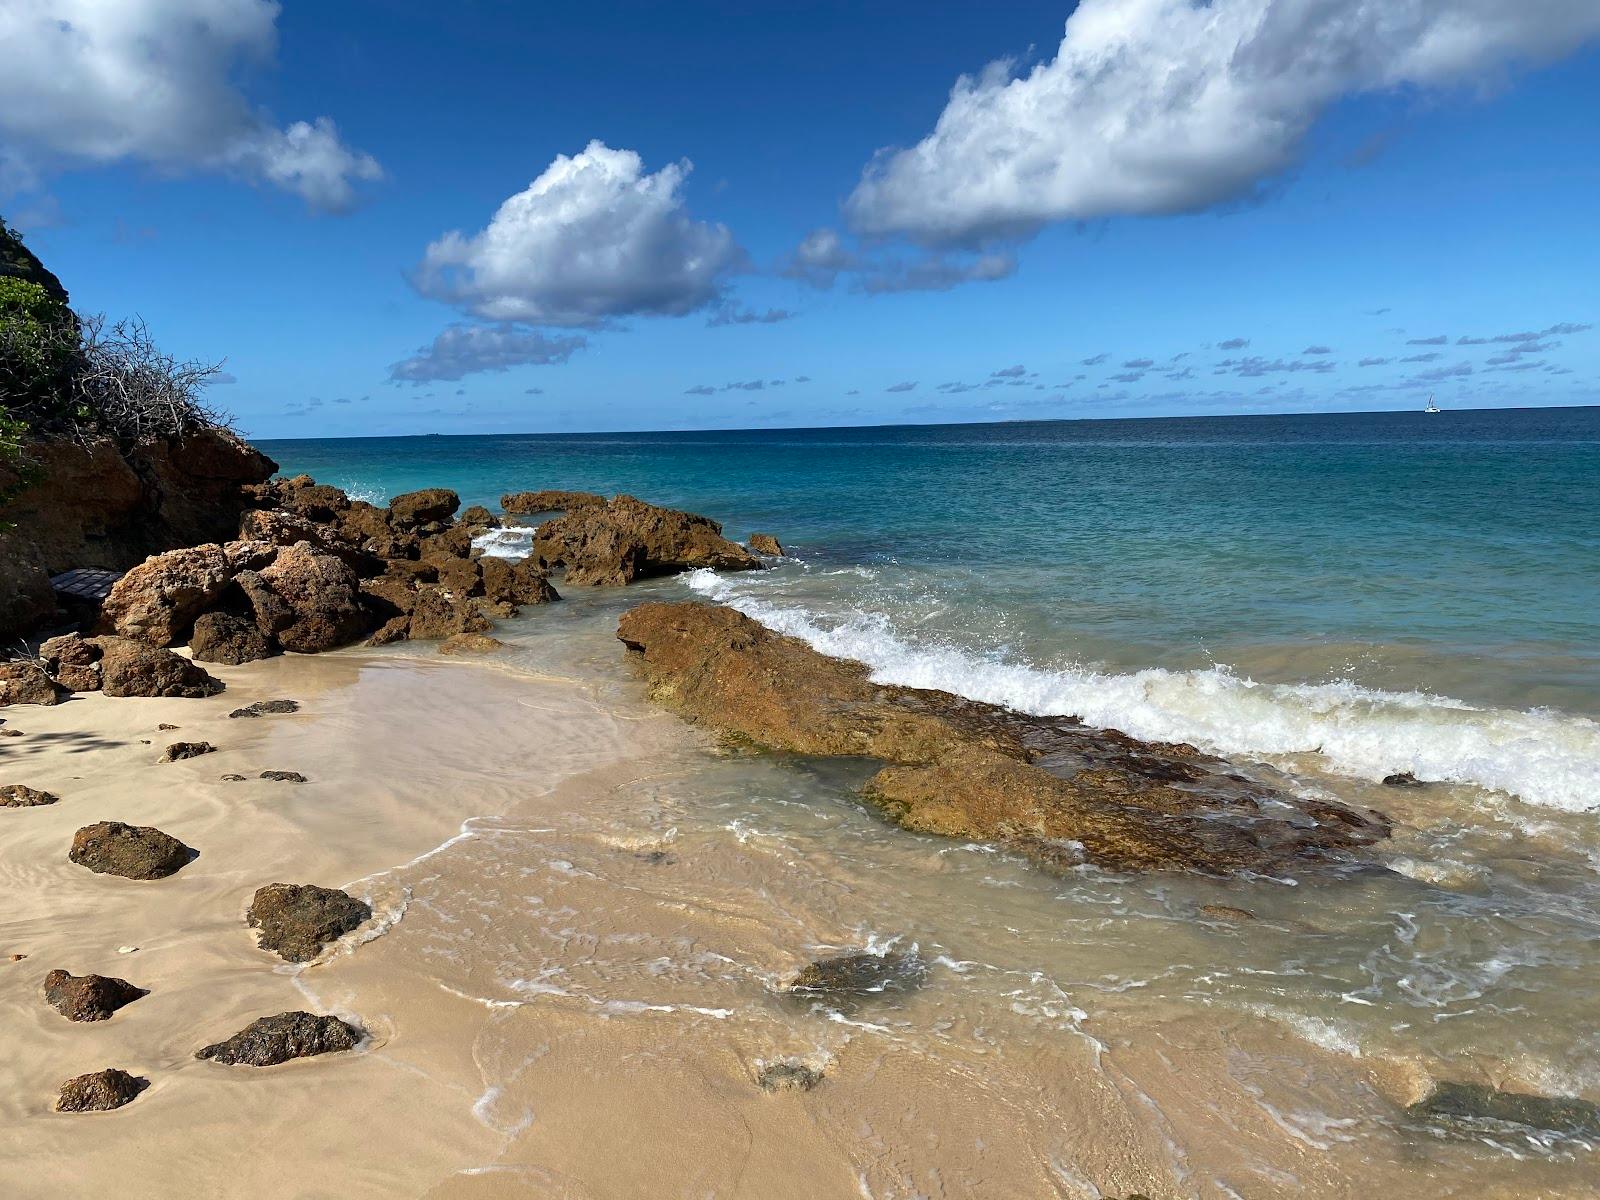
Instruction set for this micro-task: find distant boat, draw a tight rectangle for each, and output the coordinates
[1424,394,1441,414]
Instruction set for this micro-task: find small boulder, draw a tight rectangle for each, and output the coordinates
[1,784,59,808]
[247,883,371,962]
[788,951,926,1007]
[459,504,497,528]
[40,633,103,692]
[100,543,237,646]
[43,969,147,1022]
[90,637,223,699]
[0,660,66,707]
[69,822,194,880]
[259,770,306,783]
[388,488,460,526]
[56,1068,148,1112]
[195,1011,362,1066]
[228,699,299,718]
[407,586,493,641]
[159,741,216,762]
[237,542,372,653]
[747,533,784,557]
[757,1061,822,1092]
[190,612,275,665]
[439,633,505,655]
[1383,772,1426,788]
[479,557,559,607]
[279,483,350,521]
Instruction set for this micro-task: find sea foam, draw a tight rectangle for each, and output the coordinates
[685,570,1600,814]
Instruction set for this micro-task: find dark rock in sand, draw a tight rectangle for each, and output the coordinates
[536,495,763,586]
[195,1011,362,1066]
[221,773,247,782]
[747,533,784,556]
[1407,1081,1600,1141]
[388,488,460,527]
[501,489,605,514]
[438,633,505,655]
[259,770,306,783]
[229,699,299,718]
[90,636,223,698]
[189,611,275,665]
[43,969,147,1021]
[247,883,371,962]
[0,659,67,707]
[157,722,179,730]
[0,726,22,737]
[1383,772,1426,788]
[757,1061,822,1092]
[617,602,1391,877]
[1,784,59,807]
[69,821,194,880]
[159,741,216,762]
[56,1068,148,1112]
[788,951,926,1006]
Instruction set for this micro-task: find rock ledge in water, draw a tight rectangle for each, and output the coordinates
[69,821,194,880]
[56,1068,148,1112]
[229,699,299,718]
[247,883,371,962]
[788,951,926,1006]
[43,969,147,1022]
[196,1011,362,1066]
[1407,1082,1600,1141]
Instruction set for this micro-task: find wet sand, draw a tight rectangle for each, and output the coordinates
[3,600,1597,1198]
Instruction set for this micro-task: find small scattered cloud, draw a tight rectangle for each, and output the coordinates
[707,304,794,327]
[1081,352,1109,366]
[388,323,586,383]
[886,380,919,393]
[1218,337,1249,350]
[1406,335,1448,345]
[1400,352,1441,363]
[684,384,716,396]
[1122,357,1154,369]
[1301,345,1333,355]
[208,371,238,386]
[1357,357,1389,367]
[991,364,1027,378]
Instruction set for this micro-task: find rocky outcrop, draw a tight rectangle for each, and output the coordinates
[56,1068,148,1112]
[246,883,371,962]
[536,495,763,586]
[100,542,261,646]
[195,1011,362,1066]
[438,632,504,655]
[235,542,369,653]
[388,488,459,526]
[69,821,194,879]
[0,430,276,643]
[1,784,59,807]
[43,969,147,1022]
[616,602,1390,876]
[91,636,222,698]
[501,489,604,514]
[0,659,65,707]
[747,533,784,556]
[189,611,274,664]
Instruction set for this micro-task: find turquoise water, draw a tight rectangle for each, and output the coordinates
[262,405,1600,814]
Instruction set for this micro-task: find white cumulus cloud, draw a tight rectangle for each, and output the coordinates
[845,0,1600,246]
[413,140,742,327]
[0,0,381,211]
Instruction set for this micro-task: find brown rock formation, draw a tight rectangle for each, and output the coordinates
[0,659,66,707]
[159,741,215,762]
[90,636,222,698]
[747,533,784,556]
[189,611,274,665]
[69,821,194,879]
[39,633,102,691]
[195,1011,362,1066]
[43,969,147,1021]
[235,542,370,653]
[246,883,371,962]
[1,784,60,807]
[56,1068,148,1112]
[500,489,604,514]
[100,543,254,646]
[616,602,1389,876]
[536,495,763,586]
[438,632,505,655]
[388,488,460,526]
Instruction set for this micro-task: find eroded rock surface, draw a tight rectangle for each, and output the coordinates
[100,543,243,646]
[91,637,223,698]
[788,951,926,1007]
[56,1068,148,1112]
[40,633,103,692]
[43,969,147,1021]
[757,1061,823,1092]
[159,741,215,762]
[195,1011,361,1066]
[747,533,784,556]
[1408,1082,1600,1142]
[438,633,504,655]
[0,660,66,707]
[537,496,762,586]
[246,883,371,962]
[69,821,194,879]
[616,602,1389,876]
[501,489,604,514]
[1,784,59,807]
[190,611,274,665]
[229,699,299,718]
[387,488,460,526]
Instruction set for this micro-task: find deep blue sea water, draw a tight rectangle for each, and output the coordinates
[262,406,1600,814]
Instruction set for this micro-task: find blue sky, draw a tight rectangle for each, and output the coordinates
[3,0,1598,438]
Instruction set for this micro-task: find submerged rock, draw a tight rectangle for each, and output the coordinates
[747,533,784,556]
[616,602,1390,876]
[1,784,59,808]
[1198,904,1257,923]
[757,1061,823,1092]
[69,821,194,880]
[56,1068,149,1112]
[536,495,763,586]
[1408,1082,1600,1141]
[228,699,299,718]
[438,632,505,655]
[1383,772,1426,788]
[788,951,927,1005]
[246,883,371,962]
[43,969,147,1022]
[0,659,66,707]
[159,741,216,762]
[195,1011,362,1066]
[90,636,223,698]
[189,611,275,665]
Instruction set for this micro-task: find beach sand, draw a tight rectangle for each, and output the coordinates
[4,615,1596,1198]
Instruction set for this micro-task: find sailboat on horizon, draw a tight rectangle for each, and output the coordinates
[1425,393,1441,414]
